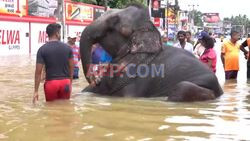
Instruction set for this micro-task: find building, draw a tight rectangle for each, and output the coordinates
[0,0,105,56]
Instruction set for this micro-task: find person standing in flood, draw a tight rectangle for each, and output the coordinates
[186,31,195,46]
[67,33,80,79]
[174,30,194,53]
[221,30,240,79]
[240,37,250,78]
[199,35,217,73]
[194,31,208,58]
[33,23,74,103]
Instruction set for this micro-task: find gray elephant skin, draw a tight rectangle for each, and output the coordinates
[80,4,223,102]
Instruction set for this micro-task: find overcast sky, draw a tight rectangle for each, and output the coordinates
[178,0,250,19]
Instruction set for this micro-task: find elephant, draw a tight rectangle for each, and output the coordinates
[79,4,223,102]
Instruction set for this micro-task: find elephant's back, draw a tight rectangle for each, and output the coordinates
[148,47,222,97]
[158,47,210,75]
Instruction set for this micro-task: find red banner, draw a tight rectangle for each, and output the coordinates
[154,18,160,27]
[203,13,220,23]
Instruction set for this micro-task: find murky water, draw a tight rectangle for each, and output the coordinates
[1,41,250,141]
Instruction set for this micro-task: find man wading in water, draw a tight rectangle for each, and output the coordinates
[33,23,74,103]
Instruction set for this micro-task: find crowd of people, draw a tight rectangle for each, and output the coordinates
[163,29,250,80]
[33,23,250,103]
[164,30,217,73]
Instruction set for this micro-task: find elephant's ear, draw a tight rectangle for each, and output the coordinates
[130,22,162,54]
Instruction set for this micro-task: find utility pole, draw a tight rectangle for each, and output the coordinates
[166,0,169,39]
[188,4,199,32]
[57,0,66,42]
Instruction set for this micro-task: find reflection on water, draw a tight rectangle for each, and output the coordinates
[1,51,250,140]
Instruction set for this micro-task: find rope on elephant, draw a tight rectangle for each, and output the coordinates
[109,52,161,95]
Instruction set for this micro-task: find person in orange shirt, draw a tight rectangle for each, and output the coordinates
[240,37,250,78]
[221,30,240,79]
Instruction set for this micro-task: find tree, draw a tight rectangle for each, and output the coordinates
[108,0,146,8]
[224,14,250,35]
[193,10,203,27]
[73,0,97,5]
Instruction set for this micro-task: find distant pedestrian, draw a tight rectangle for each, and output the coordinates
[194,31,208,58]
[162,34,173,47]
[174,30,194,53]
[186,31,195,45]
[209,32,216,43]
[67,33,80,79]
[240,38,250,78]
[199,36,217,73]
[221,30,240,79]
[33,23,74,103]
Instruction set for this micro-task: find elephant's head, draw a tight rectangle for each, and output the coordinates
[80,4,162,83]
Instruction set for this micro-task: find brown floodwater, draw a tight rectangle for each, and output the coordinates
[0,41,250,141]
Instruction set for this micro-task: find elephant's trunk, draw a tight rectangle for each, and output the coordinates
[80,27,95,84]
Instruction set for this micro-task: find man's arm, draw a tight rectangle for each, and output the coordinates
[69,58,74,82]
[240,40,248,59]
[221,53,225,69]
[221,43,226,69]
[33,63,44,103]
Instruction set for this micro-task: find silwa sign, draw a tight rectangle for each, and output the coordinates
[0,21,29,55]
[0,29,20,50]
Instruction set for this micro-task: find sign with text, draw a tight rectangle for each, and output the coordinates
[0,0,27,16]
[30,23,49,54]
[166,8,176,24]
[66,2,94,21]
[0,21,29,55]
[203,13,220,23]
[154,18,160,27]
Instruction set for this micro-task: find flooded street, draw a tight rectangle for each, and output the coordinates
[1,41,250,141]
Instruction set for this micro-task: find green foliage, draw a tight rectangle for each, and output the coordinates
[229,15,250,26]
[108,0,146,8]
[72,0,146,7]
[192,10,203,27]
[224,14,250,34]
[73,0,97,5]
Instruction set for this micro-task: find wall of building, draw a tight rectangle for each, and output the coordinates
[0,0,105,56]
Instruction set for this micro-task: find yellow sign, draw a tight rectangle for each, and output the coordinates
[0,0,27,16]
[165,8,176,24]
[66,2,93,21]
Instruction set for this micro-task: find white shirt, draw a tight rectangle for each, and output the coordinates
[174,42,194,53]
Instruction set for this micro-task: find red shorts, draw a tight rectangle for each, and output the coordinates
[44,79,71,101]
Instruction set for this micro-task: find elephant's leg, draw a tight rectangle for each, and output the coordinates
[168,81,216,102]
